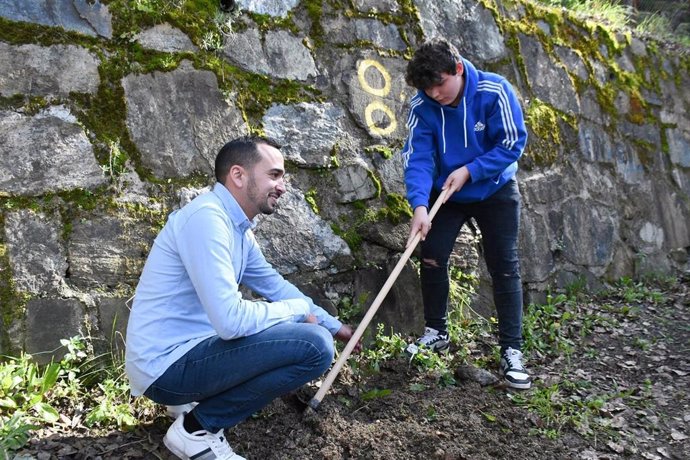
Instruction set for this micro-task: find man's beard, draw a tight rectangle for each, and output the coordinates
[247,174,279,215]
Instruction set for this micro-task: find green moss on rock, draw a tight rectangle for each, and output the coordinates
[525,98,563,166]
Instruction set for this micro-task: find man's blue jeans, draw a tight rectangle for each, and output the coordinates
[143,322,334,432]
[420,178,524,351]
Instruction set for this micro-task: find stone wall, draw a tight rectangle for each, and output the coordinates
[0,0,688,361]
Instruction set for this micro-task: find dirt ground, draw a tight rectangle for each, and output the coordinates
[12,275,690,460]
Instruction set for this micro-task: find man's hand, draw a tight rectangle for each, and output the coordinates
[406,206,430,248]
[334,324,362,353]
[304,313,318,324]
[442,166,470,202]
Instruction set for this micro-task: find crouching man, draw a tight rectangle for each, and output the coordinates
[126,136,358,459]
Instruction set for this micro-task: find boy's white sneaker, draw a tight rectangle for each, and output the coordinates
[163,414,245,460]
[499,347,532,390]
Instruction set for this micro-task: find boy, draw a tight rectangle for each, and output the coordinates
[402,38,531,389]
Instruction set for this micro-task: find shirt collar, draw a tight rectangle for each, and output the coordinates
[212,182,257,232]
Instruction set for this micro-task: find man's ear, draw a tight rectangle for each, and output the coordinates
[456,61,463,76]
[227,165,245,188]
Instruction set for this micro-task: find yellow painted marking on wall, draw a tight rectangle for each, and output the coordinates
[357,59,391,98]
[365,101,397,136]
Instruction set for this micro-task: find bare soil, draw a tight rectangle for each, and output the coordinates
[13,276,690,460]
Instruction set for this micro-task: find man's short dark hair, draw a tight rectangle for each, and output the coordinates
[215,135,282,183]
[405,38,462,90]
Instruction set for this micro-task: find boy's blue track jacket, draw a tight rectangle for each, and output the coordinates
[401,58,528,210]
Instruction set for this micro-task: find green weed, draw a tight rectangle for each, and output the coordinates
[0,336,156,455]
[610,277,666,305]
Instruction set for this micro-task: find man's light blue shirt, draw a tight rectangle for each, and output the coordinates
[125,183,342,396]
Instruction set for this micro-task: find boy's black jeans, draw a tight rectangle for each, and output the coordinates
[420,178,524,351]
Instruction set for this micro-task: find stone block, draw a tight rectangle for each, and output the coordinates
[25,298,84,364]
[353,257,424,344]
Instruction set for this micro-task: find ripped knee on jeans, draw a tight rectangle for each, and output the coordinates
[422,257,441,268]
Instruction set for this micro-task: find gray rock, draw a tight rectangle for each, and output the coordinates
[371,151,406,196]
[666,127,690,168]
[629,37,647,56]
[134,23,198,53]
[455,364,499,386]
[520,210,555,283]
[122,61,248,178]
[619,117,661,147]
[235,0,299,17]
[264,30,318,81]
[97,297,130,355]
[519,33,579,115]
[521,170,569,206]
[4,210,67,294]
[0,42,99,97]
[263,102,347,168]
[352,19,406,51]
[579,88,608,125]
[254,187,353,275]
[615,50,635,73]
[323,17,406,51]
[0,108,106,195]
[353,0,399,14]
[612,139,646,185]
[353,257,424,343]
[0,0,112,38]
[344,53,413,141]
[67,214,156,289]
[414,0,506,63]
[578,120,615,164]
[651,182,690,251]
[536,20,551,35]
[223,29,317,81]
[590,59,610,86]
[25,298,84,364]
[222,28,270,75]
[177,186,212,208]
[559,198,616,267]
[334,160,379,203]
[554,45,589,81]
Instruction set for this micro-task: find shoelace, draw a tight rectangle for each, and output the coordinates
[418,329,445,345]
[206,431,236,459]
[505,349,525,370]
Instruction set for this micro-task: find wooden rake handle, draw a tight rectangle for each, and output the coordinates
[308,188,451,410]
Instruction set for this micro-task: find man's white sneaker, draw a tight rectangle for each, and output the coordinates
[406,327,450,355]
[499,347,532,390]
[163,414,245,460]
[166,402,199,419]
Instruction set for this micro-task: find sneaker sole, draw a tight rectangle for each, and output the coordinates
[163,434,187,459]
[406,343,450,355]
[434,343,450,354]
[504,378,531,390]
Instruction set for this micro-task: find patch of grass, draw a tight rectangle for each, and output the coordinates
[523,292,576,357]
[608,276,667,305]
[354,323,407,373]
[0,336,156,455]
[536,0,629,29]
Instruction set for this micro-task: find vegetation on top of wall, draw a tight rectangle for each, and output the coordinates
[486,0,688,171]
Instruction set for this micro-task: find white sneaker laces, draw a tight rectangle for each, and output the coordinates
[418,327,443,345]
[207,431,237,459]
[505,348,525,370]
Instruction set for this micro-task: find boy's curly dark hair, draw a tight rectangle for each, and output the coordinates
[405,38,462,90]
